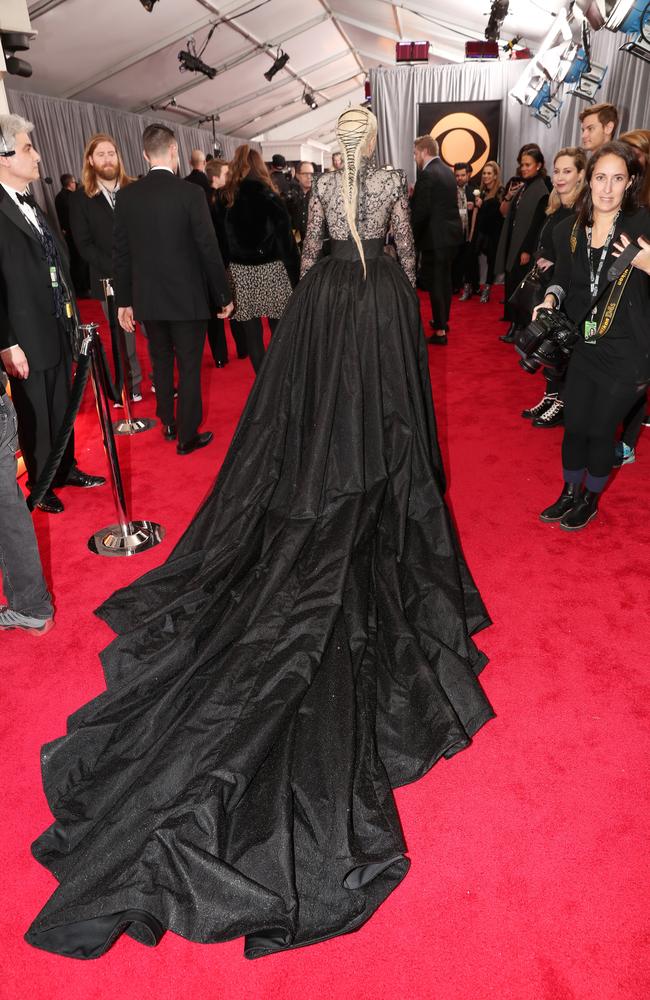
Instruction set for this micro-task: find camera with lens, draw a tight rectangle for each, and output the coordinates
[514,308,580,375]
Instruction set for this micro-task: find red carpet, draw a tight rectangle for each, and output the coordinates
[2,294,648,999]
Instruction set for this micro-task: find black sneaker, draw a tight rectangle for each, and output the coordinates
[532,398,564,427]
[522,394,556,420]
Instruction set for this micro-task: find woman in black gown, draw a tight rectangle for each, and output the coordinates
[26,108,494,960]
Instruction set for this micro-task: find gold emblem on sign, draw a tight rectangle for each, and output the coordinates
[430,112,492,175]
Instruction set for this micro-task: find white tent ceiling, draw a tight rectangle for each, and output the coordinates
[11,0,565,148]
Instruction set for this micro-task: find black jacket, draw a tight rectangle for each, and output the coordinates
[70,187,116,299]
[185,169,212,202]
[411,158,463,252]
[221,179,300,286]
[112,169,231,322]
[0,186,72,371]
[54,188,74,234]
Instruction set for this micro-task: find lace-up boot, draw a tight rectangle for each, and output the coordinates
[539,482,581,522]
[522,392,556,420]
[533,398,564,428]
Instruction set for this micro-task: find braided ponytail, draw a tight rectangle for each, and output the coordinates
[336,107,378,278]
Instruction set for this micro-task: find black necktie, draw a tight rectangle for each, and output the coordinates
[17,191,38,209]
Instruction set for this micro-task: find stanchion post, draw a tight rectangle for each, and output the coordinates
[82,323,165,557]
[101,279,156,435]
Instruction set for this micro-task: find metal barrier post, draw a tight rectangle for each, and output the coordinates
[82,323,165,557]
[101,279,156,435]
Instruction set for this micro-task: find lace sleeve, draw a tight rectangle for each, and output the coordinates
[300,186,326,278]
[389,171,417,287]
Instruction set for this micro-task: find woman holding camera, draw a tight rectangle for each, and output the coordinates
[536,141,650,530]
[496,144,550,343]
[521,147,586,428]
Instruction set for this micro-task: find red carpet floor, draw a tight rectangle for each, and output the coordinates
[2,294,648,1000]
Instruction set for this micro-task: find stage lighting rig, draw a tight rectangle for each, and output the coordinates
[485,1,509,41]
[140,0,160,10]
[264,49,290,81]
[178,37,217,80]
[303,89,318,110]
[600,0,650,62]
[0,31,32,78]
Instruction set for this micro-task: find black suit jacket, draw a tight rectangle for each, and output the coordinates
[411,158,463,252]
[113,169,230,321]
[55,188,74,234]
[185,169,212,202]
[69,187,115,299]
[0,187,72,371]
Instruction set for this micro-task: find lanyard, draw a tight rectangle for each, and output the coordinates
[586,213,619,310]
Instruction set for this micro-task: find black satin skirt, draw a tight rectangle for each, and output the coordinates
[26,244,494,960]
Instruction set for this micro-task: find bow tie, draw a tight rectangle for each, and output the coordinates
[17,191,38,209]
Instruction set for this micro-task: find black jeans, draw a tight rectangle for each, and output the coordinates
[0,392,53,618]
[562,361,644,477]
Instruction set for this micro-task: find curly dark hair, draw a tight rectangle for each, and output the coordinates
[577,140,642,227]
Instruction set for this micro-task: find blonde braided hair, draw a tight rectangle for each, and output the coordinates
[336,107,378,278]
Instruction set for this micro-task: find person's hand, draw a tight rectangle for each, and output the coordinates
[536,256,553,272]
[0,345,29,379]
[474,196,483,209]
[520,252,531,266]
[218,301,235,319]
[467,201,475,212]
[118,306,135,333]
[532,295,556,322]
[613,233,650,275]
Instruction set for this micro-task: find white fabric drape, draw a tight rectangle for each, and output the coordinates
[371,31,650,181]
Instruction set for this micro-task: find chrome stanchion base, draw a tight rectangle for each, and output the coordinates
[88,520,165,557]
[112,415,157,435]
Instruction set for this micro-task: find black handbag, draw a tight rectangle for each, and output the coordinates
[508,263,545,325]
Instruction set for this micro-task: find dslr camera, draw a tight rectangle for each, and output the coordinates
[515,308,580,375]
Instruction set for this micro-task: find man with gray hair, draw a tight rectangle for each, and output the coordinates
[0,113,105,513]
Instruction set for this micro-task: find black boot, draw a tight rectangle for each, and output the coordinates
[532,398,564,428]
[500,323,518,343]
[479,284,491,303]
[539,482,581,522]
[459,283,472,302]
[522,392,556,420]
[560,490,599,531]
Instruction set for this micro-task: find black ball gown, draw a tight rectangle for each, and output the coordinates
[26,162,494,959]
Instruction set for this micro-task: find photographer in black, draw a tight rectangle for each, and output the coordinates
[535,142,650,530]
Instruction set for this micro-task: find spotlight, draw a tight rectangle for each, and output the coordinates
[178,38,217,79]
[264,49,290,81]
[485,1,510,42]
[603,0,650,64]
[303,89,318,110]
[0,31,33,79]
[139,0,160,10]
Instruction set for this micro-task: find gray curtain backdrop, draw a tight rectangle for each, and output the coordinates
[371,30,650,182]
[5,88,258,224]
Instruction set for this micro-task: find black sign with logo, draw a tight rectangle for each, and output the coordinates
[417,100,501,177]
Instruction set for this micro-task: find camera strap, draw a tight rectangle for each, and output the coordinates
[582,213,627,342]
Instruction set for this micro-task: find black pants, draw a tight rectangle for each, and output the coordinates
[9,333,75,489]
[145,320,205,444]
[562,361,644,478]
[452,240,479,292]
[421,248,454,331]
[237,317,279,374]
[503,260,529,323]
[621,388,648,448]
[206,317,248,365]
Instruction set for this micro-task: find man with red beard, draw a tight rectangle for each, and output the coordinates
[70,133,143,400]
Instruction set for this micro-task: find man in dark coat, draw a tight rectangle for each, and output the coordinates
[0,114,105,514]
[114,124,233,454]
[54,173,90,297]
[185,149,212,203]
[411,135,463,345]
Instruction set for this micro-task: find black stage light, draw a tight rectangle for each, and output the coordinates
[303,89,318,110]
[140,0,160,11]
[485,1,510,41]
[264,49,290,81]
[178,39,217,79]
[1,31,33,78]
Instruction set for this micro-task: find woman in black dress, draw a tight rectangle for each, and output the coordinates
[496,144,549,343]
[521,147,587,428]
[537,141,650,530]
[471,159,504,304]
[25,108,493,960]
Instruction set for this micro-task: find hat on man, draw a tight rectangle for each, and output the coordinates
[271,154,286,168]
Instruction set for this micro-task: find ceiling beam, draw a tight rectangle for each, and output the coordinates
[392,4,404,39]
[252,86,363,141]
[28,0,70,18]
[333,14,400,43]
[232,77,362,135]
[134,10,330,114]
[316,0,367,76]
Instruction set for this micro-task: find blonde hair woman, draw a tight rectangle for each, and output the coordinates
[471,159,505,302]
[27,107,493,962]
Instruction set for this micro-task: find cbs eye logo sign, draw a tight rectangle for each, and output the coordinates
[417,100,501,176]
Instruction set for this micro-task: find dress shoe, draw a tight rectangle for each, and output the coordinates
[162,423,177,441]
[64,468,106,488]
[539,482,581,522]
[429,320,450,331]
[500,323,518,344]
[533,398,564,427]
[0,607,54,635]
[177,431,213,455]
[426,333,448,345]
[36,490,64,514]
[522,393,556,420]
[560,489,599,531]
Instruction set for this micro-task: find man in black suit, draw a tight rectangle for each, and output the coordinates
[0,114,105,514]
[54,173,89,298]
[70,133,143,401]
[114,124,233,454]
[185,148,212,203]
[411,135,463,345]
